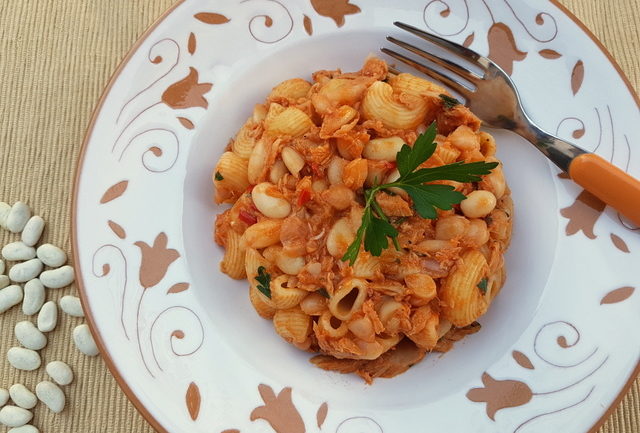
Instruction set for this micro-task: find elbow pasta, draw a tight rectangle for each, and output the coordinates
[212,58,513,383]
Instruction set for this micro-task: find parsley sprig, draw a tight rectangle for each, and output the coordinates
[439,94,461,109]
[255,266,272,298]
[341,122,498,265]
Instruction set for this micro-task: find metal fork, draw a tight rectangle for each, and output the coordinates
[382,21,640,226]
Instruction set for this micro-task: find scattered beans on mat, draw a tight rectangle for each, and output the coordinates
[45,361,73,386]
[8,385,37,410]
[0,275,9,290]
[59,295,83,318]
[5,202,31,234]
[35,381,65,413]
[0,202,11,229]
[2,242,36,261]
[73,324,99,356]
[0,388,8,406]
[0,285,23,314]
[8,425,40,433]
[8,259,43,284]
[37,301,58,333]
[20,216,44,247]
[39,265,74,289]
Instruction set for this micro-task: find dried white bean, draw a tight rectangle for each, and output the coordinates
[46,361,73,386]
[2,242,36,261]
[5,202,31,234]
[22,279,44,316]
[0,389,8,406]
[0,259,5,274]
[21,216,44,247]
[8,425,40,433]
[35,381,65,413]
[14,321,47,351]
[0,405,32,427]
[0,285,23,314]
[8,259,43,283]
[8,385,36,410]
[7,348,41,371]
[73,324,99,356]
[0,275,9,289]
[39,265,74,289]
[0,202,10,229]
[59,295,83,317]
[37,301,57,333]
[36,244,66,268]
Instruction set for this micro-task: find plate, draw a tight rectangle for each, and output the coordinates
[72,1,640,432]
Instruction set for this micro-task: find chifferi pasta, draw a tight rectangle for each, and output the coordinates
[213,57,513,383]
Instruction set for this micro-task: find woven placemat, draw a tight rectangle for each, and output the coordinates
[0,0,637,431]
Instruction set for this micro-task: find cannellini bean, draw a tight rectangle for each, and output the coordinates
[7,348,41,371]
[46,361,73,386]
[20,217,44,247]
[251,182,291,219]
[59,296,84,317]
[8,260,43,283]
[0,275,9,289]
[36,244,67,268]
[435,215,469,240]
[8,425,39,433]
[0,259,4,274]
[327,157,346,185]
[0,388,8,406]
[326,218,355,258]
[14,321,47,351]
[0,406,32,428]
[73,324,99,356]
[22,279,45,316]
[275,254,305,275]
[37,301,58,333]
[0,285,23,314]
[2,242,36,261]
[363,136,405,161]
[242,219,282,249]
[5,202,31,234]
[0,202,11,229]
[461,190,497,218]
[269,160,288,184]
[281,147,305,177]
[39,265,74,289]
[35,381,65,413]
[321,185,354,210]
[8,385,37,410]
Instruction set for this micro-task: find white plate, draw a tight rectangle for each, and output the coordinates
[73,1,640,432]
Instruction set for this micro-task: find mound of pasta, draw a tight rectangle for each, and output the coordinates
[213,57,513,383]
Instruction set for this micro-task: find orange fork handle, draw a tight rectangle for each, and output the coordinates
[569,153,640,226]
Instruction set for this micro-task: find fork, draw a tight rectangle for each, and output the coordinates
[382,21,640,227]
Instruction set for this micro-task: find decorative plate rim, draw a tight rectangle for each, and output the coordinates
[70,1,640,433]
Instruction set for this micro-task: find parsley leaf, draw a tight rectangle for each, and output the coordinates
[477,278,489,294]
[440,94,461,109]
[341,122,499,265]
[215,171,224,181]
[255,266,272,298]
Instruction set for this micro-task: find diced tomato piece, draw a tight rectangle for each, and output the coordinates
[239,210,257,226]
[385,161,397,170]
[311,162,322,177]
[298,189,312,206]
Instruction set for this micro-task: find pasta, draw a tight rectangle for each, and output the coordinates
[213,57,513,383]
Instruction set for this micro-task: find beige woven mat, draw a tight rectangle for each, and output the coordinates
[0,0,637,432]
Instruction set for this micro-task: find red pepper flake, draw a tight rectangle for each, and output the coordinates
[310,162,322,177]
[239,210,257,226]
[385,161,397,170]
[298,189,312,206]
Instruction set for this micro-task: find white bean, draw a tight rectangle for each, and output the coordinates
[37,301,58,333]
[363,136,405,161]
[8,260,43,283]
[35,244,66,268]
[14,321,47,351]
[39,265,74,289]
[59,295,84,317]
[22,279,44,316]
[8,385,37,410]
[0,259,5,274]
[0,275,9,289]
[0,285,23,314]
[460,190,497,218]
[5,202,31,234]
[251,182,291,219]
[7,348,41,371]
[73,324,99,356]
[0,406,32,428]
[0,202,11,229]
[2,242,36,261]
[281,147,305,177]
[35,381,65,413]
[0,388,8,406]
[21,217,45,247]
[8,425,40,433]
[46,361,73,386]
